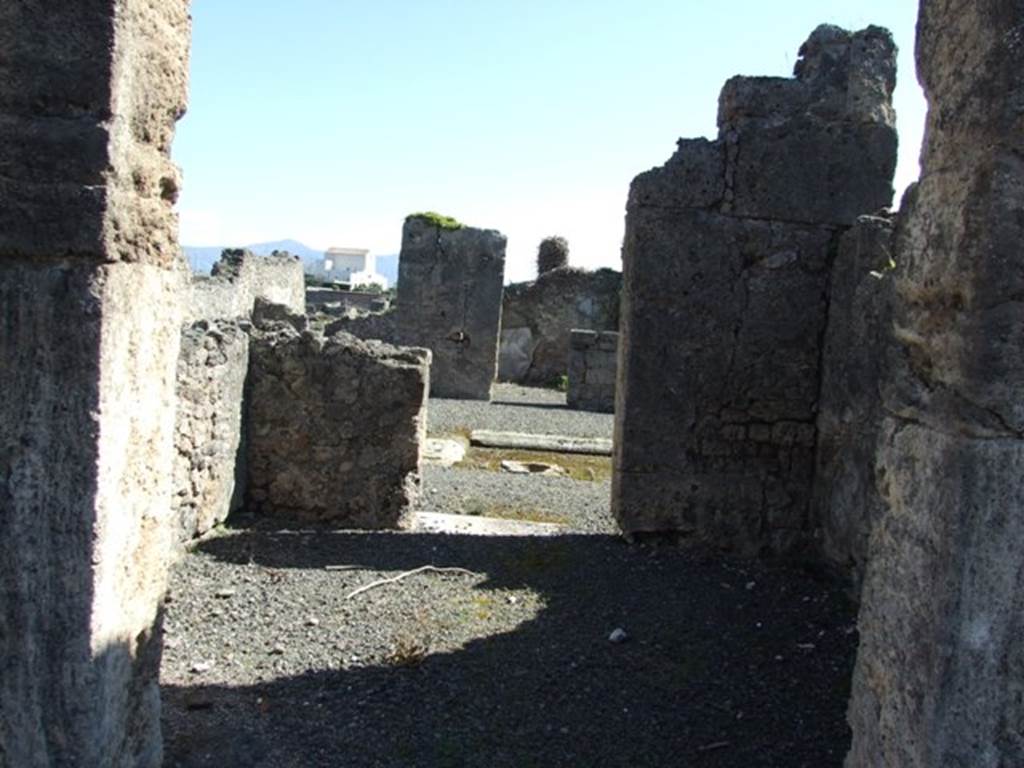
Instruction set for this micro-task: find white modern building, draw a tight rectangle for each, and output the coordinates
[318,247,389,290]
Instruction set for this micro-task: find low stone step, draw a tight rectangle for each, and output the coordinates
[470,430,613,456]
[413,512,566,537]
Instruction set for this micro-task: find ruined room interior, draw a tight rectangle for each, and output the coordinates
[1,1,1021,766]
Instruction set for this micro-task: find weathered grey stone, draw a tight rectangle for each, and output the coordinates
[720,25,898,225]
[567,330,618,414]
[324,307,397,344]
[613,24,897,556]
[245,324,430,528]
[187,249,305,322]
[847,3,1024,765]
[812,215,895,590]
[470,431,613,456]
[499,267,621,385]
[498,326,535,382]
[173,319,249,543]
[614,208,834,553]
[0,2,190,764]
[627,139,727,211]
[849,425,1024,768]
[396,216,506,400]
[252,296,308,332]
[1,261,184,768]
[0,1,190,265]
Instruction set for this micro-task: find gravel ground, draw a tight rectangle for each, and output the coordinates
[427,383,614,439]
[162,532,858,768]
[162,386,858,766]
[421,465,615,534]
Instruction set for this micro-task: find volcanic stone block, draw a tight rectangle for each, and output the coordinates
[246,325,430,528]
[847,2,1024,764]
[396,216,506,400]
[613,24,897,556]
[567,330,618,414]
[812,216,894,591]
[727,119,897,226]
[499,267,621,386]
[0,0,190,264]
[720,26,898,225]
[627,139,727,211]
[0,1,190,765]
[173,320,250,543]
[614,207,834,553]
[0,261,185,768]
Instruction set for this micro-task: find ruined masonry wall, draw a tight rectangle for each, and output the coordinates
[324,309,397,344]
[499,268,621,385]
[613,24,898,555]
[396,217,507,400]
[567,330,618,413]
[846,1,1024,765]
[172,320,249,544]
[246,325,430,528]
[188,249,305,322]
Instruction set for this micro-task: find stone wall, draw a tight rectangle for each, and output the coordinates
[246,323,430,528]
[613,25,897,555]
[324,308,397,343]
[812,215,894,590]
[0,1,191,764]
[567,330,618,413]
[499,267,621,385]
[306,287,389,314]
[172,320,249,544]
[188,248,305,322]
[847,1,1024,765]
[396,216,506,400]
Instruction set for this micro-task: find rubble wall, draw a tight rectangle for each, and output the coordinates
[246,325,430,528]
[499,268,621,385]
[188,249,305,322]
[172,320,249,543]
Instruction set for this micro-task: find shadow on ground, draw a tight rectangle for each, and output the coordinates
[485,399,570,411]
[162,530,857,768]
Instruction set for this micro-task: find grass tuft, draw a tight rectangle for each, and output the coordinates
[407,211,465,230]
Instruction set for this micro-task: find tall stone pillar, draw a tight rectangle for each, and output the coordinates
[396,215,507,400]
[613,25,897,554]
[847,1,1024,765]
[0,2,191,766]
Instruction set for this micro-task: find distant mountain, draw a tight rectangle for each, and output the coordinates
[183,245,226,274]
[183,239,324,274]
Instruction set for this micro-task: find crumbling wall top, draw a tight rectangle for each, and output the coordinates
[719,25,897,130]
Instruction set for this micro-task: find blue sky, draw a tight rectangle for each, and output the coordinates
[173,1,925,282]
